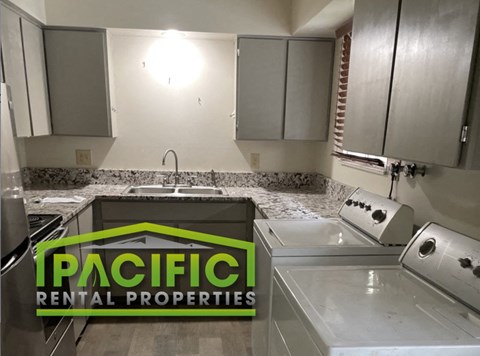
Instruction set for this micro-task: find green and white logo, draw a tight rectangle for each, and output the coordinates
[36,223,256,317]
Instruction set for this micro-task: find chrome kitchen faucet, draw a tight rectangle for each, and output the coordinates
[162,149,179,186]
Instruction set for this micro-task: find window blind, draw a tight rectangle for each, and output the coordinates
[332,31,386,168]
[333,32,351,153]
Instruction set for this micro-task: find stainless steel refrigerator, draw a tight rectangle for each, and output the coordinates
[1,83,45,355]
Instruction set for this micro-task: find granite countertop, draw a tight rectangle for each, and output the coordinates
[25,184,343,223]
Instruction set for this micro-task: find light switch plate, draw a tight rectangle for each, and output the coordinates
[76,149,92,166]
[250,153,260,169]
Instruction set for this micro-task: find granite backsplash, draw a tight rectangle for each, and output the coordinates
[22,168,355,201]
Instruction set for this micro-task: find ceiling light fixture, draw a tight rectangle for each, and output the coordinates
[160,29,186,39]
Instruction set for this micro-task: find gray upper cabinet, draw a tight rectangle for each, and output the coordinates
[236,37,333,141]
[21,19,51,136]
[1,6,30,137]
[284,40,333,141]
[44,28,115,137]
[344,0,480,169]
[343,0,400,155]
[236,38,287,140]
[385,0,480,167]
[1,6,51,137]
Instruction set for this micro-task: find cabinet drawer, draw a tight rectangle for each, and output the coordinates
[271,277,322,356]
[101,202,247,221]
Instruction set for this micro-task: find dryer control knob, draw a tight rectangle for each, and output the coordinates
[345,199,353,206]
[371,209,387,224]
[353,201,359,207]
[473,266,480,278]
[458,258,473,269]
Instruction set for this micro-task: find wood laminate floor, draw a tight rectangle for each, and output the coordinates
[76,317,252,356]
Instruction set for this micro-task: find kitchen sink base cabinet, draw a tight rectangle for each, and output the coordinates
[94,200,254,300]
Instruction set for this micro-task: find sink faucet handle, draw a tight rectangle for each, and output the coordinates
[156,174,166,185]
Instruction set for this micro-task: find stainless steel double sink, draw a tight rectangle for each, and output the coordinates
[124,185,226,196]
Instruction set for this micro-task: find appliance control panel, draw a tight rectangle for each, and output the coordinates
[401,223,480,313]
[339,188,414,245]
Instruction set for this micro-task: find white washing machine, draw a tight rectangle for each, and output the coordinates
[252,188,415,356]
[271,223,480,355]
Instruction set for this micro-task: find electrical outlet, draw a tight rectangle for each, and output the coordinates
[76,149,92,166]
[250,153,260,170]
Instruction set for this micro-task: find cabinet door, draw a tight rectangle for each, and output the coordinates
[385,0,480,166]
[101,221,179,297]
[65,217,87,341]
[284,39,333,141]
[78,206,93,234]
[178,223,247,295]
[1,6,31,137]
[343,0,400,155]
[236,38,287,140]
[77,206,94,312]
[21,19,51,136]
[44,29,113,137]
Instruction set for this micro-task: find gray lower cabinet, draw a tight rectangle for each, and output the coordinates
[44,28,115,137]
[236,37,333,141]
[96,201,252,297]
[1,5,51,137]
[65,217,86,342]
[78,206,94,309]
[65,206,94,342]
[178,222,248,294]
[100,221,177,297]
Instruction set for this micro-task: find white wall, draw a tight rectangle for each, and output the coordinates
[4,0,46,22]
[291,0,353,36]
[23,32,321,172]
[291,0,330,31]
[44,0,292,35]
[317,40,480,238]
